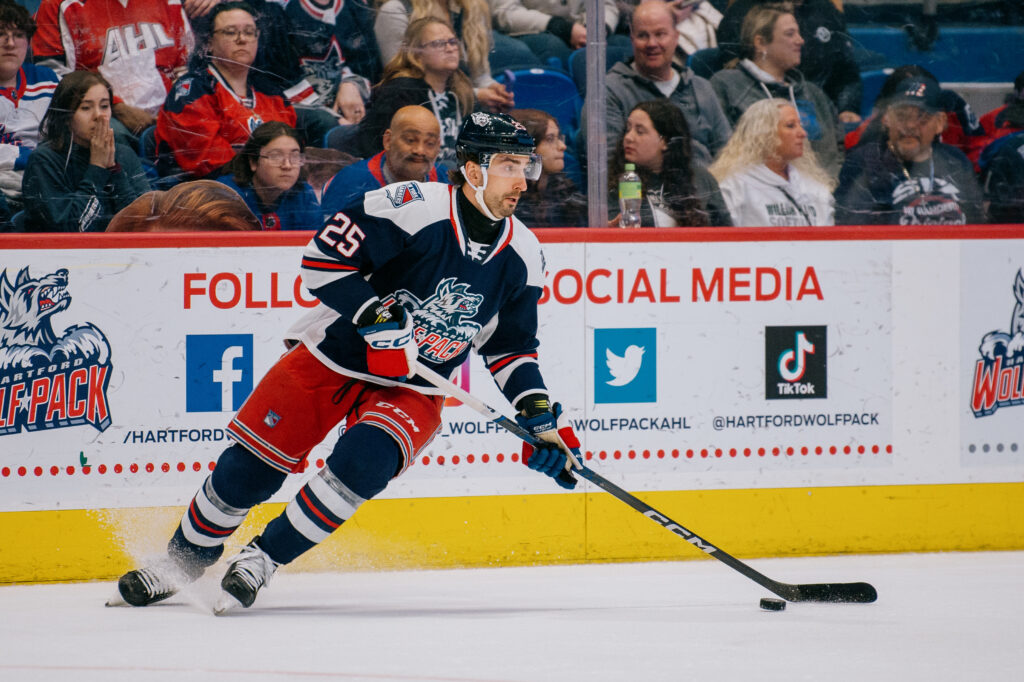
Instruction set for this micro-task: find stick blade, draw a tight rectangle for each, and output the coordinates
[788,581,878,603]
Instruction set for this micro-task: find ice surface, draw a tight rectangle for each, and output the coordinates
[1,552,1022,681]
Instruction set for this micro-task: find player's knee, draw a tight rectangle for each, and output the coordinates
[325,424,403,500]
[211,443,288,508]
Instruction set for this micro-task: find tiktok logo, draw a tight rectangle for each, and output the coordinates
[778,331,815,382]
[765,326,827,400]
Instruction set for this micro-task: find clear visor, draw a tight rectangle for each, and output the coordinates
[480,152,543,182]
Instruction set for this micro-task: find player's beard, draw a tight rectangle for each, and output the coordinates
[486,191,520,219]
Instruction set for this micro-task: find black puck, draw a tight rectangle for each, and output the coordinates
[759,597,786,611]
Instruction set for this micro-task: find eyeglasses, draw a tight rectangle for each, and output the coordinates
[0,30,27,43]
[259,150,304,166]
[420,37,460,51]
[213,26,260,41]
[541,133,566,145]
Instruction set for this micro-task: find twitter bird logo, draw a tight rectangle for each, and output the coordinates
[606,345,645,386]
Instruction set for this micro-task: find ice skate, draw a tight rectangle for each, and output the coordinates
[214,537,279,615]
[108,557,200,607]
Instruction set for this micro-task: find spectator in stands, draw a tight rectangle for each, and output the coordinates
[716,0,862,123]
[259,0,378,126]
[984,131,1024,224]
[845,65,986,167]
[216,122,320,230]
[0,1,58,206]
[834,76,985,226]
[579,0,732,168]
[975,70,1024,170]
[352,17,473,168]
[672,0,724,55]
[374,0,515,112]
[321,105,445,214]
[608,99,731,226]
[31,0,194,147]
[155,2,297,179]
[22,71,150,232]
[511,108,587,227]
[488,0,619,69]
[710,4,843,177]
[107,180,263,231]
[709,98,834,226]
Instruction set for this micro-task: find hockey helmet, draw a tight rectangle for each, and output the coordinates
[456,112,542,181]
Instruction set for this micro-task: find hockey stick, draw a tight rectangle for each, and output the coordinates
[415,363,877,604]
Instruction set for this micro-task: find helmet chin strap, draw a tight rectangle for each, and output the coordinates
[461,164,502,222]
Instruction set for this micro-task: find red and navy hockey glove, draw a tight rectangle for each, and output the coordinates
[357,301,419,379]
[515,397,579,490]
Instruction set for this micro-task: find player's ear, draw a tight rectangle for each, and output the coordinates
[382,129,392,150]
[467,160,485,185]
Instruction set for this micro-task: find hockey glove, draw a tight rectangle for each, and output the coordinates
[357,301,419,379]
[514,397,580,490]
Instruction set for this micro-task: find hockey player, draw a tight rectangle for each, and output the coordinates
[111,112,581,613]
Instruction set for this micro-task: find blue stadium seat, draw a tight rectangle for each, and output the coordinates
[568,45,633,98]
[495,68,583,145]
[687,47,724,80]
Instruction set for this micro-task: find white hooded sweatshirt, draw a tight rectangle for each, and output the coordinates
[718,163,835,227]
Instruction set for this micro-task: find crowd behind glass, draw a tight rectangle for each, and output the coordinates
[0,0,1020,232]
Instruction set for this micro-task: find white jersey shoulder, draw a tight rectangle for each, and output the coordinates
[507,215,545,288]
[363,181,452,236]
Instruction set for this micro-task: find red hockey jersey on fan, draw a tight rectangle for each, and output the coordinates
[156,66,297,178]
[32,0,191,109]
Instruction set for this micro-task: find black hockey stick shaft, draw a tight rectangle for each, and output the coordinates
[415,363,877,604]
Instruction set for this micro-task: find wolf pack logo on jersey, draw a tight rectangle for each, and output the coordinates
[594,328,657,404]
[0,267,113,436]
[298,37,345,100]
[765,326,827,400]
[390,278,483,363]
[385,183,424,208]
[894,177,966,225]
[970,269,1024,417]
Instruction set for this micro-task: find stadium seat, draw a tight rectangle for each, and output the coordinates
[495,68,583,146]
[687,47,724,80]
[568,45,633,97]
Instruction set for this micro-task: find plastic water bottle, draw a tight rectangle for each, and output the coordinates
[618,163,642,228]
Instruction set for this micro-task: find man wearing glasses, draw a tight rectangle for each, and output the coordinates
[155,2,297,179]
[834,77,984,226]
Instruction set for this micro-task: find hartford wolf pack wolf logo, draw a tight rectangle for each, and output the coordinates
[970,269,1024,417]
[0,267,113,436]
[390,278,483,363]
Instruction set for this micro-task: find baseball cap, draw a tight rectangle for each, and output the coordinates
[886,77,942,113]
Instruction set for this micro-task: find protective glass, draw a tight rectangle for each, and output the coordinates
[481,153,543,182]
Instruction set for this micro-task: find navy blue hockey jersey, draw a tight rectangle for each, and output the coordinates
[289,181,548,407]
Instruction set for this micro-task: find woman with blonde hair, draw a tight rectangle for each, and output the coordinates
[374,0,514,112]
[709,3,843,177]
[355,17,474,167]
[709,98,835,226]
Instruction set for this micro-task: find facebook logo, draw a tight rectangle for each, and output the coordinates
[185,335,254,412]
[594,328,657,404]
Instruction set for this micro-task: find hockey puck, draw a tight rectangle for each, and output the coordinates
[759,598,786,611]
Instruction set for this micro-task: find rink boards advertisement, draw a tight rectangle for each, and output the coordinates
[1,228,1023,580]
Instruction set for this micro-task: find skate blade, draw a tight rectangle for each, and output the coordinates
[213,590,243,616]
[105,587,128,607]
